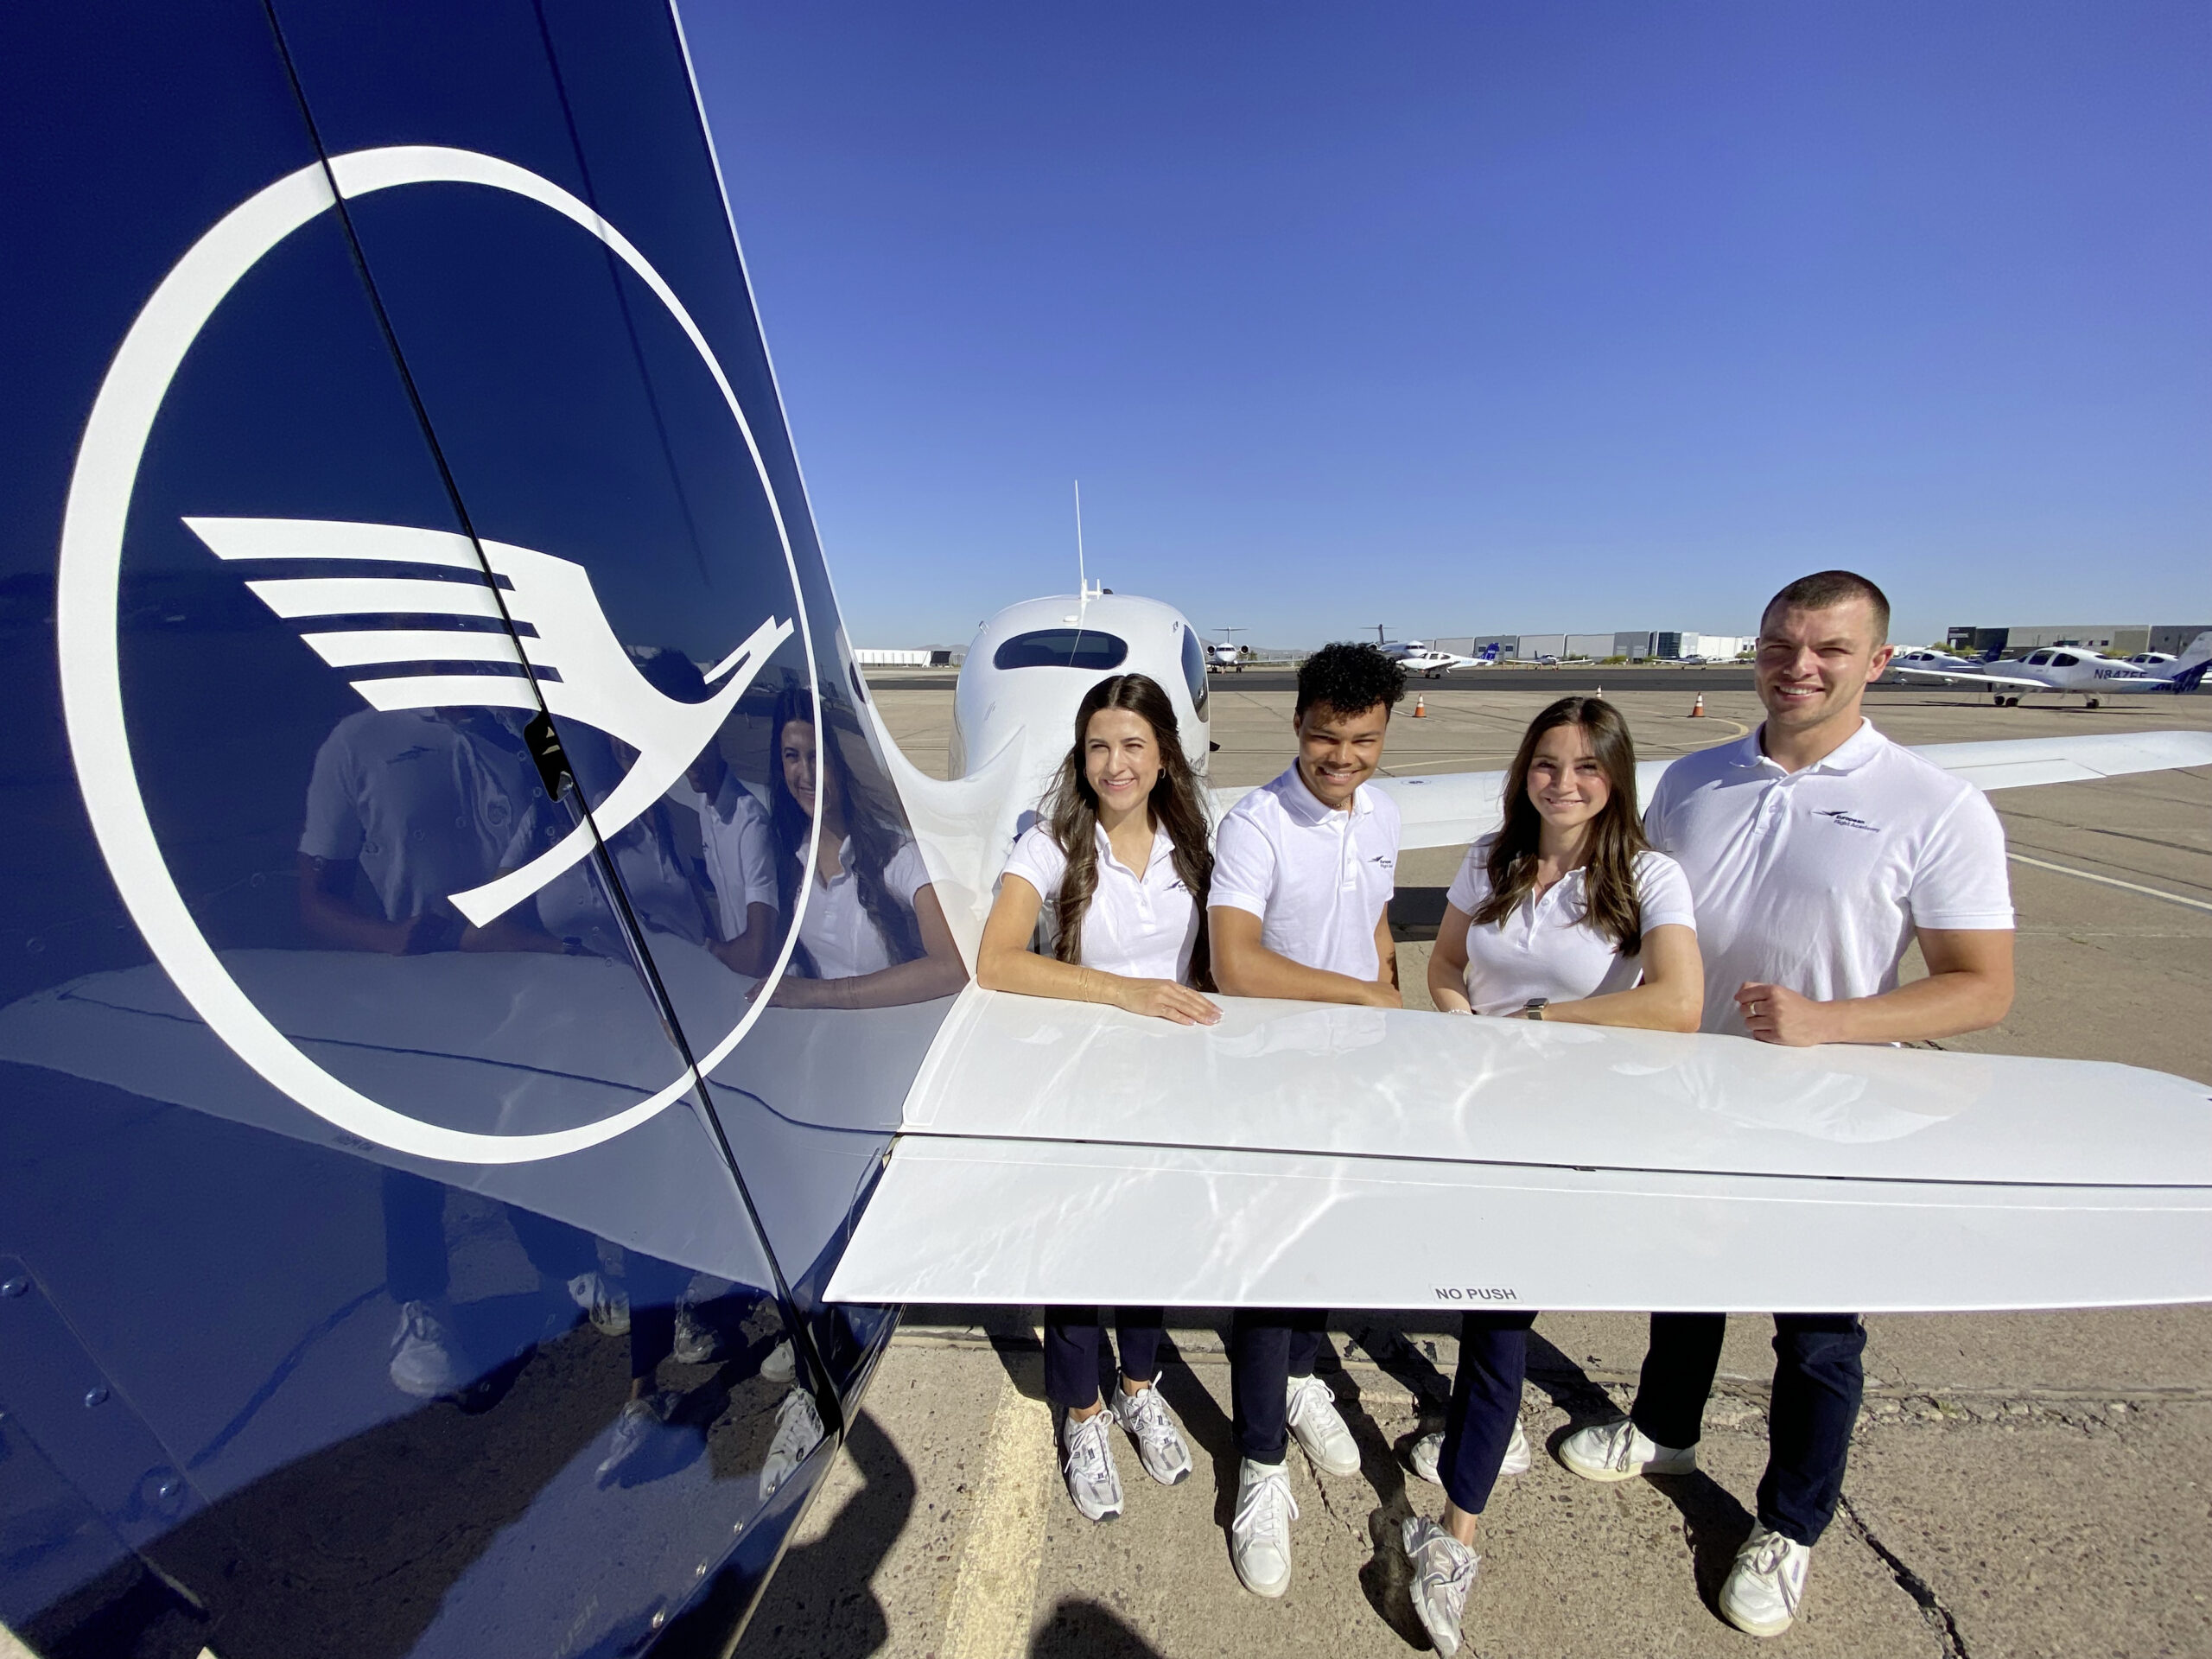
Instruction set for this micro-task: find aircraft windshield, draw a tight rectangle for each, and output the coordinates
[994,628,1130,671]
[1180,626,1209,715]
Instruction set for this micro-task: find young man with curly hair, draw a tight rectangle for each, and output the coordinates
[1207,640,1407,1597]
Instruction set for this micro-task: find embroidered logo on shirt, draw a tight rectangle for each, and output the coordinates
[1815,809,1878,832]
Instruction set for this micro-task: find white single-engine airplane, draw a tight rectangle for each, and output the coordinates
[832,587,2212,1313]
[1372,626,1497,677]
[1891,632,2212,707]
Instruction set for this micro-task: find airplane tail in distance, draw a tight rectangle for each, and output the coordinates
[2163,656,2211,695]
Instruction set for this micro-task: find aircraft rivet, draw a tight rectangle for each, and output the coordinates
[156,1476,181,1501]
[84,1385,109,1408]
[0,1276,28,1298]
[695,1562,709,1578]
[733,1519,745,1535]
[650,1610,666,1630]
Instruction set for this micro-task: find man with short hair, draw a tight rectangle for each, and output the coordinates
[1208,641,1407,1597]
[1560,570,2014,1638]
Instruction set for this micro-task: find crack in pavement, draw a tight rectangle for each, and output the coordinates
[1838,1494,1972,1659]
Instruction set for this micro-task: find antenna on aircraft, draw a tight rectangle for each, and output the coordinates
[1074,479,1086,602]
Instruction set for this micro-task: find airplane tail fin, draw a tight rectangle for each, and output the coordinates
[2163,655,2211,695]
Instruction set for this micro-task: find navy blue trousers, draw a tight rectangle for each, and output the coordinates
[1044,1306,1166,1409]
[1435,1309,1540,1514]
[1229,1308,1327,1463]
[1630,1312,1866,1546]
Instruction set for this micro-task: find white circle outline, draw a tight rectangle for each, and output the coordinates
[57,147,820,1165]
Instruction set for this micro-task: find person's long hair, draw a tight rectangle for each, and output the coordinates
[1471,696,1650,957]
[767,682,923,975]
[1038,674,1214,990]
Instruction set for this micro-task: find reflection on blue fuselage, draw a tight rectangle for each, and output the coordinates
[0,0,954,1650]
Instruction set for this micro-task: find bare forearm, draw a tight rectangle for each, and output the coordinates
[1541,980,1698,1032]
[1427,950,1472,1014]
[978,946,1129,1010]
[1823,969,2012,1044]
[1216,945,1390,1007]
[807,952,969,1009]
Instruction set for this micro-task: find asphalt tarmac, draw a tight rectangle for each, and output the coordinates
[741,679,2212,1659]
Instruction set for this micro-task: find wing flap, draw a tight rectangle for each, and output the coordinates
[827,1137,2212,1313]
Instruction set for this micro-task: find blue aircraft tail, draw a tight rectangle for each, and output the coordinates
[0,3,946,1651]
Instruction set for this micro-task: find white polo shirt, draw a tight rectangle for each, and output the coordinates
[1211,763,1401,980]
[1645,721,2013,1037]
[1001,822,1200,982]
[1446,837,1698,1015]
[690,777,777,942]
[794,836,933,980]
[299,709,540,923]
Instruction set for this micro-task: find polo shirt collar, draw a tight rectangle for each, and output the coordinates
[1281,761,1371,823]
[1748,717,1885,778]
[1092,820,1175,877]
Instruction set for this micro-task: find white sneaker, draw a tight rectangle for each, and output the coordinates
[1059,1406,1125,1522]
[596,1389,682,1487]
[1285,1372,1361,1478]
[760,1337,798,1384]
[1230,1458,1299,1597]
[566,1271,631,1338]
[388,1300,479,1399]
[760,1388,824,1503]
[1402,1516,1478,1657]
[1111,1382,1193,1485]
[671,1273,727,1363]
[1721,1524,1812,1637]
[1406,1418,1531,1486]
[1558,1417,1696,1483]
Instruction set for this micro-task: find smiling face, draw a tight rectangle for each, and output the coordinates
[1525,722,1610,838]
[1294,700,1390,810]
[1755,599,1895,739]
[779,718,829,822]
[1084,706,1163,818]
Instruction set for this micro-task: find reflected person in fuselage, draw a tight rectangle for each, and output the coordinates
[1400,696,1701,1656]
[764,683,966,1007]
[977,673,1216,1524]
[1206,642,1406,1599]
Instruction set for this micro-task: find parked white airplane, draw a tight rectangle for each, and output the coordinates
[837,588,2212,1313]
[1372,626,1494,677]
[1891,632,2212,707]
[1205,626,1251,672]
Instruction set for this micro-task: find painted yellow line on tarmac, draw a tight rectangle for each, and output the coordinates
[940,1357,1054,1659]
[2008,852,2212,913]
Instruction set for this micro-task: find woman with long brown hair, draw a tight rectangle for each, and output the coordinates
[1403,696,1702,1656]
[976,672,1217,1522]
[765,683,966,1008]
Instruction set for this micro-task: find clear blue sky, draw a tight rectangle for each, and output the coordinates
[683,2,2210,650]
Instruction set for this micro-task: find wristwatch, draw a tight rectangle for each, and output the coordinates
[1522,997,1548,1020]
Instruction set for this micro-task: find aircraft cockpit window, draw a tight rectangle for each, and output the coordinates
[993,629,1130,671]
[2026,651,2052,665]
[1179,626,1209,716]
[2051,652,2080,667]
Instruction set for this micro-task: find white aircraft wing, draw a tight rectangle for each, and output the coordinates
[1347,730,2212,854]
[1887,664,2034,690]
[826,987,2212,1313]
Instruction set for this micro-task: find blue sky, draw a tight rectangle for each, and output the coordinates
[683,3,2209,649]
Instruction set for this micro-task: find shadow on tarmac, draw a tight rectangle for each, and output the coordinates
[732,1411,914,1659]
[1029,1598,1169,1656]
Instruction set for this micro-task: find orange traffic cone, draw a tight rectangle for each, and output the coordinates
[1412,694,1427,718]
[1688,693,1706,718]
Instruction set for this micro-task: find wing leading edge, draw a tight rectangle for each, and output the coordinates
[1357,728,2212,852]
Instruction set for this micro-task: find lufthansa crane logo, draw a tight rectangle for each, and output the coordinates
[54,149,817,1166]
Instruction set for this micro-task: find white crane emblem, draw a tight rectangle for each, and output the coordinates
[188,515,792,926]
